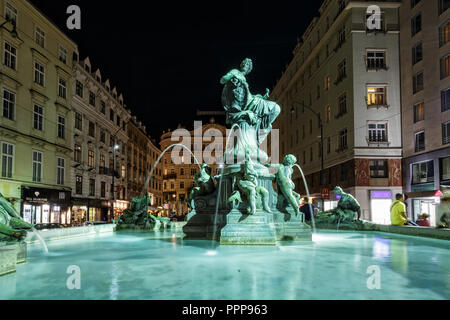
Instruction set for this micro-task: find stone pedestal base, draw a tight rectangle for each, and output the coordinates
[183,210,227,240]
[272,211,312,241]
[0,244,18,276]
[220,209,277,245]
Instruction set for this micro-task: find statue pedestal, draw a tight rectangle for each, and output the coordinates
[272,210,312,241]
[220,209,276,245]
[0,243,18,276]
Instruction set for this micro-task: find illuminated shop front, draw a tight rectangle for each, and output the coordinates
[369,190,393,225]
[71,198,112,224]
[21,187,71,225]
[113,200,129,220]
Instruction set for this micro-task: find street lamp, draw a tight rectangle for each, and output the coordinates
[291,101,324,208]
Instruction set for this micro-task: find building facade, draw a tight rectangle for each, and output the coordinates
[0,0,77,224]
[126,116,162,209]
[160,118,226,217]
[71,56,131,224]
[271,0,403,224]
[400,0,450,226]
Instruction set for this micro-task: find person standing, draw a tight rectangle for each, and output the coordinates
[300,197,315,222]
[391,194,408,226]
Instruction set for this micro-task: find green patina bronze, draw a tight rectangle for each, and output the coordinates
[314,186,372,230]
[0,193,33,242]
[188,164,216,210]
[227,149,272,214]
[266,155,301,216]
[221,58,280,163]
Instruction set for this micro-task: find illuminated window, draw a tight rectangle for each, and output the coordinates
[327,105,331,122]
[88,150,94,167]
[440,54,450,79]
[368,122,388,143]
[414,102,424,123]
[367,86,387,106]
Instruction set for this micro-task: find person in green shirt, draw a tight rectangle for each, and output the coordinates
[391,193,408,226]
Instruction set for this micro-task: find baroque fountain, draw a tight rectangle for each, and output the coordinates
[1,59,448,300]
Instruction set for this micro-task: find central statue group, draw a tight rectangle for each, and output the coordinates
[188,58,302,217]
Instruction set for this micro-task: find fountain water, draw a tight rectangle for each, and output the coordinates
[31,227,48,253]
[293,164,316,234]
[211,124,243,243]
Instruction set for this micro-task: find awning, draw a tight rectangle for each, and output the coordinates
[405,190,443,199]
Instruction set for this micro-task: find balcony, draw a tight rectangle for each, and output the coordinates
[163,173,177,180]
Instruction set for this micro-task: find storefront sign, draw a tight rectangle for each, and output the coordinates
[321,188,330,199]
[370,190,392,199]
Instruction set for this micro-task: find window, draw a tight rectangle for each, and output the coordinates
[412,160,434,184]
[327,106,331,123]
[180,181,185,189]
[99,154,106,174]
[76,176,83,195]
[366,51,386,70]
[58,77,67,99]
[89,179,95,197]
[302,150,306,165]
[88,150,94,167]
[121,165,125,178]
[439,0,450,15]
[310,147,313,162]
[324,76,331,91]
[338,26,345,46]
[443,121,450,144]
[440,157,450,181]
[180,168,184,176]
[4,41,16,70]
[337,59,346,82]
[2,89,15,120]
[411,13,422,37]
[75,80,83,97]
[411,0,421,8]
[35,26,45,47]
[412,43,423,65]
[74,144,81,163]
[58,45,67,64]
[75,112,82,130]
[415,131,425,152]
[1,142,14,178]
[33,104,43,131]
[88,121,95,137]
[110,109,114,122]
[32,150,42,182]
[190,168,196,176]
[339,129,348,151]
[5,2,17,26]
[338,93,347,116]
[34,61,45,86]
[413,72,424,94]
[89,91,96,106]
[441,88,450,113]
[414,102,425,123]
[439,22,450,47]
[101,181,106,198]
[100,130,105,143]
[441,54,450,79]
[368,123,388,143]
[316,85,320,99]
[370,160,388,178]
[100,101,106,114]
[116,116,121,127]
[56,157,65,185]
[57,115,65,139]
[367,87,387,106]
[309,119,313,134]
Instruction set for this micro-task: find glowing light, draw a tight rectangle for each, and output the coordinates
[205,250,217,256]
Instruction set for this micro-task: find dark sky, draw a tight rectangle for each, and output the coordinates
[29,0,322,140]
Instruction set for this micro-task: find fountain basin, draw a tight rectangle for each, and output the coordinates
[0,229,448,300]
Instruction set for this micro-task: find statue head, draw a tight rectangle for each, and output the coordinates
[201,163,212,176]
[334,186,343,195]
[283,154,297,166]
[240,58,253,75]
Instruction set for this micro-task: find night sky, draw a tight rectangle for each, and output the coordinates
[29,0,322,141]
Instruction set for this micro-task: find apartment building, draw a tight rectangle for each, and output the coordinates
[400,0,450,226]
[271,0,403,224]
[0,0,77,224]
[160,118,226,217]
[126,116,162,209]
[71,56,131,224]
